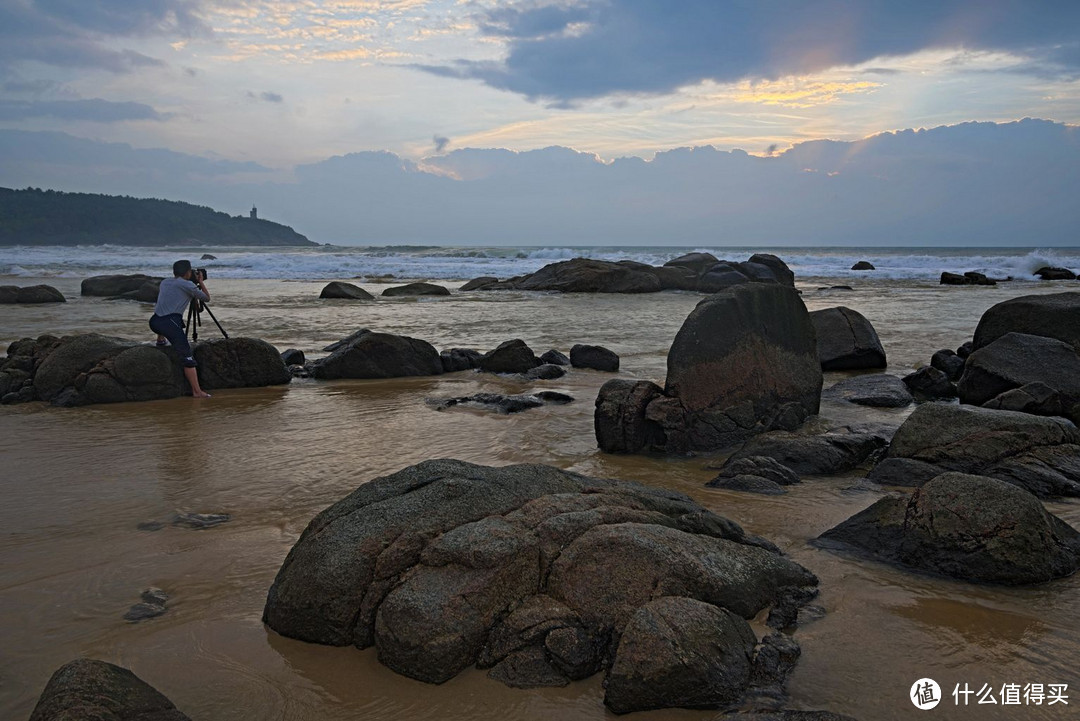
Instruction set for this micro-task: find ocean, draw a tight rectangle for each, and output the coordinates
[1,246,1078,720]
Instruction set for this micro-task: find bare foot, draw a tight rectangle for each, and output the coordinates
[193,391,212,398]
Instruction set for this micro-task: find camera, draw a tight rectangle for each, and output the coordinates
[193,268,207,281]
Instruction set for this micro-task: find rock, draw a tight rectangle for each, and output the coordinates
[809,307,886,370]
[902,366,956,401]
[604,597,757,713]
[851,261,875,271]
[320,281,374,300]
[940,271,969,285]
[263,460,816,696]
[958,332,1080,417]
[29,658,191,721]
[594,379,667,454]
[747,631,803,704]
[511,258,662,293]
[429,393,558,414]
[818,472,1080,584]
[288,364,309,378]
[930,348,965,381]
[867,402,1080,498]
[648,284,822,453]
[523,363,566,380]
[539,349,570,366]
[956,340,975,358]
[698,263,752,292]
[823,374,912,407]
[200,253,217,260]
[569,344,619,372]
[460,276,499,291]
[112,280,161,303]
[0,284,66,303]
[730,429,889,475]
[487,647,569,688]
[322,328,371,352]
[972,292,1080,350]
[707,456,801,495]
[33,334,141,402]
[533,391,573,404]
[440,347,483,372]
[81,274,162,296]
[1035,266,1077,280]
[172,511,231,529]
[309,330,443,379]
[982,382,1067,419]
[194,337,292,389]
[747,254,796,286]
[382,282,451,297]
[479,339,540,374]
[964,271,996,286]
[281,348,305,366]
[664,252,720,275]
[124,587,169,621]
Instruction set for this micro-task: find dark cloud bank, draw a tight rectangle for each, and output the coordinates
[0,119,1076,246]
[427,0,1080,101]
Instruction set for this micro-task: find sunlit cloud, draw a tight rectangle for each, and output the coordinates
[730,79,882,108]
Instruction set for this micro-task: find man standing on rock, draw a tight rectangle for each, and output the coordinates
[149,260,212,398]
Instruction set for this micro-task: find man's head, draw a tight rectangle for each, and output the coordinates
[173,259,192,278]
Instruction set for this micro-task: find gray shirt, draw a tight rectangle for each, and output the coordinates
[154,276,209,316]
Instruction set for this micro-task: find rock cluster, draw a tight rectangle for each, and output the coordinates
[595,284,822,454]
[0,284,65,303]
[263,459,818,713]
[463,253,795,294]
[1,333,290,406]
[867,403,1080,498]
[818,472,1080,585]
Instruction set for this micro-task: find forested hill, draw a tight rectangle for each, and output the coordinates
[0,187,316,246]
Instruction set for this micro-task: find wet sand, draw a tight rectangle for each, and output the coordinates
[1,276,1078,719]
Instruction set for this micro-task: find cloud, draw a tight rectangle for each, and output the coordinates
[431,0,1080,102]
[247,90,285,102]
[0,98,166,122]
[0,0,209,72]
[433,134,450,152]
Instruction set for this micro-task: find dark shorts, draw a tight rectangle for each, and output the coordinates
[149,313,196,367]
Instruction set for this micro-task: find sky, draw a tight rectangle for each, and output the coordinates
[1,1,1079,245]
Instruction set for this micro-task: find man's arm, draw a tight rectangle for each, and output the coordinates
[189,276,210,302]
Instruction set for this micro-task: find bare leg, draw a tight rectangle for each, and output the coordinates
[183,366,211,398]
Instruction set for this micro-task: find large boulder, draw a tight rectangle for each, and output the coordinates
[192,337,292,389]
[263,460,817,704]
[809,307,886,370]
[603,597,757,713]
[569,344,619,372]
[382,282,451,297]
[0,284,66,303]
[651,284,822,453]
[867,403,1080,498]
[972,292,1080,350]
[1035,266,1077,280]
[112,280,161,303]
[479,339,540,374]
[309,330,443,379]
[81,274,162,296]
[957,332,1080,418]
[33,334,138,402]
[510,258,662,293]
[747,253,796,286]
[320,281,374,300]
[664,252,720,275]
[29,658,191,721]
[817,472,1080,585]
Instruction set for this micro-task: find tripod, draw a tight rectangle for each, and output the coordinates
[185,299,229,342]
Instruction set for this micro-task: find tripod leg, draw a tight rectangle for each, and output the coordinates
[200,304,229,339]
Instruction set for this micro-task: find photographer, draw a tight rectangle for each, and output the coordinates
[149,260,212,398]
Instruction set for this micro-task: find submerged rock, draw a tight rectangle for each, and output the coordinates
[706,456,801,495]
[382,282,451,297]
[809,307,886,370]
[569,344,619,372]
[309,330,443,379]
[428,392,573,414]
[522,363,566,380]
[730,429,889,475]
[263,460,816,707]
[320,281,374,300]
[818,472,1080,585]
[29,658,191,721]
[123,587,169,622]
[867,402,1080,498]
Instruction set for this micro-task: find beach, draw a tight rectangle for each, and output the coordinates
[2,247,1079,720]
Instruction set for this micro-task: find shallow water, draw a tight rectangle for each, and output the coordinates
[2,275,1079,720]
